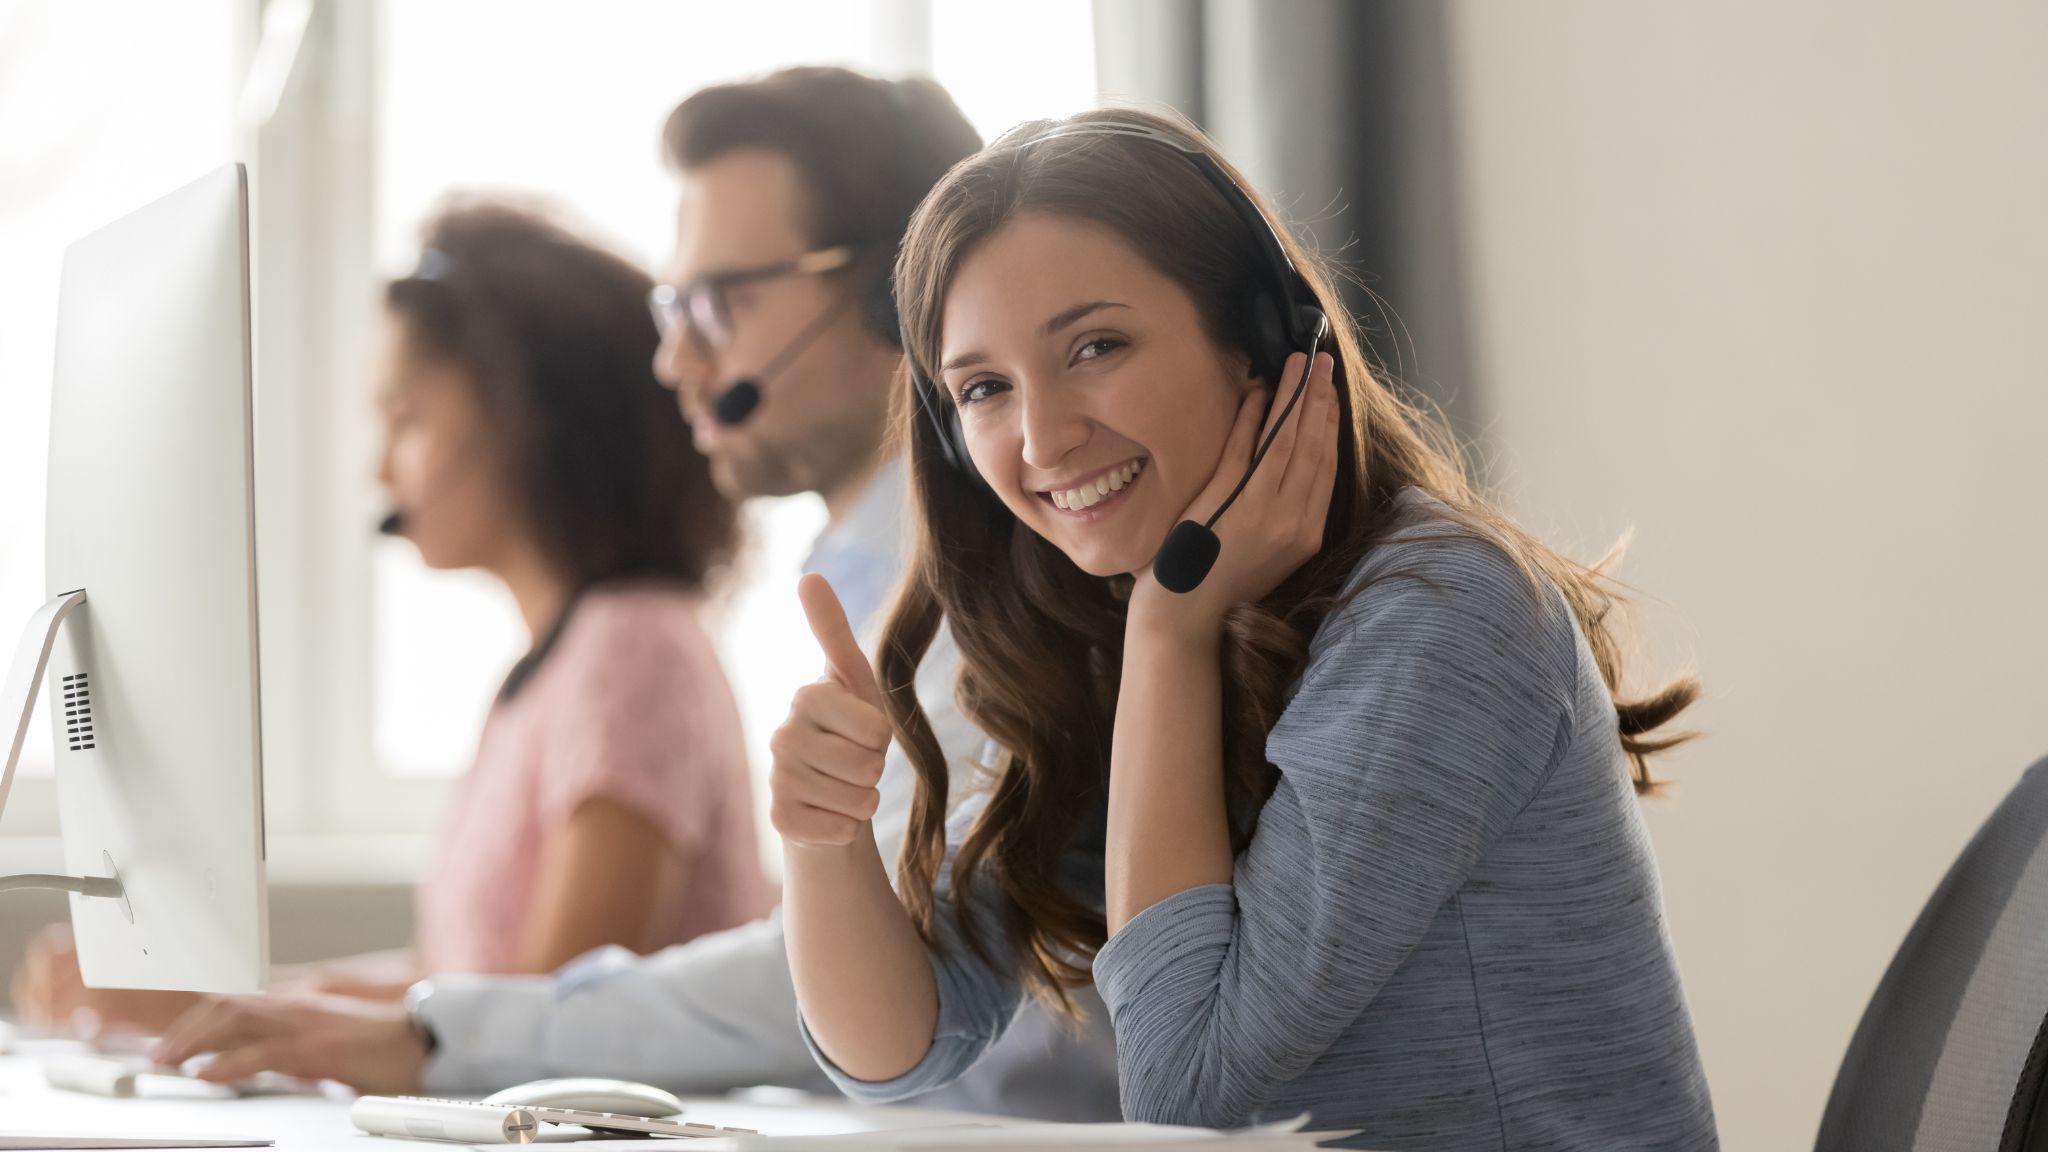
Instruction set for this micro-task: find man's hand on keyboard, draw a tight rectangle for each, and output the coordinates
[148,992,427,1095]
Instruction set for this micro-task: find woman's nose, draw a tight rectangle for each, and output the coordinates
[1017,385,1090,472]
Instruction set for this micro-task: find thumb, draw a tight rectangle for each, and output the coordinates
[798,574,884,708]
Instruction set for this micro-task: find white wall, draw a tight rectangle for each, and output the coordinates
[1447,1,2047,1145]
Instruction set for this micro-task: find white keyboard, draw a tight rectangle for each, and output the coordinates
[41,1052,317,1099]
[351,1095,759,1143]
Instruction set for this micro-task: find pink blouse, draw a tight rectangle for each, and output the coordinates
[415,582,772,974]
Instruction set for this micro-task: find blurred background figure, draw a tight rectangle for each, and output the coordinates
[13,201,766,1033]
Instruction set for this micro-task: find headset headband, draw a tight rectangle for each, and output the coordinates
[1010,121,1310,297]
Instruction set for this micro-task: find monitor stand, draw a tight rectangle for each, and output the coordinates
[0,588,125,903]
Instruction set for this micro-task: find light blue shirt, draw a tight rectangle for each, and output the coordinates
[801,456,910,641]
[417,457,1120,1120]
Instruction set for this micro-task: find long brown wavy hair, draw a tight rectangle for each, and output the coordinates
[875,108,1699,1017]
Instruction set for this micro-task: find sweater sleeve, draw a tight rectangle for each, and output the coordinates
[1092,533,1581,1129]
[799,801,1034,1102]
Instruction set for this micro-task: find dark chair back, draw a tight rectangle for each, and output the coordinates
[1816,756,2048,1151]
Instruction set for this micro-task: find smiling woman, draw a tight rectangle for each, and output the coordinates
[771,107,1718,1151]
[934,218,1259,578]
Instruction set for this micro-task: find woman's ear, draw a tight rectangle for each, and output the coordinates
[1222,347,1258,394]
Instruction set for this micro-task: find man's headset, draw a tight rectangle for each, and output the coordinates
[704,249,898,426]
[907,120,1331,594]
[707,82,920,427]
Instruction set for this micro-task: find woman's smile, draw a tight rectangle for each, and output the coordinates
[1037,456,1146,517]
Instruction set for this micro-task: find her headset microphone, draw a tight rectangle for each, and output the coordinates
[375,430,489,536]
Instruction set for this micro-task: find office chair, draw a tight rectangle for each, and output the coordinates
[1816,755,2048,1151]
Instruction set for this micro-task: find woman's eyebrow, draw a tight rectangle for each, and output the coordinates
[1039,299,1128,337]
[939,300,1131,374]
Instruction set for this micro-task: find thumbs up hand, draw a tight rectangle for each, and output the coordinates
[770,575,893,848]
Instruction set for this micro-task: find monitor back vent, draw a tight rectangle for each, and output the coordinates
[62,671,96,751]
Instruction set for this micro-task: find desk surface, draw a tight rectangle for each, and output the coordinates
[0,1048,996,1151]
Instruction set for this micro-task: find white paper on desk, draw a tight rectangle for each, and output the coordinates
[700,1115,1356,1151]
[0,1136,271,1150]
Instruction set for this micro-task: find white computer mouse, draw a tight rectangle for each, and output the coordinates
[483,1076,685,1118]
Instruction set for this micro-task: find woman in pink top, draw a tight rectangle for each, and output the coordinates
[377,204,771,979]
[14,203,772,1028]
[414,578,770,975]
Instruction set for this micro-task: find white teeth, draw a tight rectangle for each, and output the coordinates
[1049,459,1144,511]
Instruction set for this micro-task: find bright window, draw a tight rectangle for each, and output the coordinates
[0,1,241,791]
[0,0,1098,852]
[366,1,1098,800]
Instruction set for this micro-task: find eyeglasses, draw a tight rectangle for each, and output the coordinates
[649,245,857,352]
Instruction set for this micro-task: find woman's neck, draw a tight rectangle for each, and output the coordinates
[491,540,573,644]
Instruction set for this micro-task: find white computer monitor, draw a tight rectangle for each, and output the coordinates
[0,163,268,994]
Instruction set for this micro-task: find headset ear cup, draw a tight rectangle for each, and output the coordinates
[1294,303,1330,352]
[1245,288,1290,385]
[913,367,981,483]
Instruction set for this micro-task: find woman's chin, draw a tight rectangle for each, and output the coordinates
[1019,502,1173,580]
[408,538,473,572]
[1051,535,1164,581]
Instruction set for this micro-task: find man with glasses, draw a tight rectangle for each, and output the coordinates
[142,67,1120,1121]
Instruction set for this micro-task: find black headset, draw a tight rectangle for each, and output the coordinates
[907,120,1331,594]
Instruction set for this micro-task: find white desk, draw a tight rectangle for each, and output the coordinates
[0,1048,998,1150]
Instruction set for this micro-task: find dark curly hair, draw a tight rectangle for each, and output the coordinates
[385,201,738,593]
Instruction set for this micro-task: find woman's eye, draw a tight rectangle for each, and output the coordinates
[956,378,1009,406]
[1073,336,1127,364]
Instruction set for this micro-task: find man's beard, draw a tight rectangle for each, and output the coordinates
[711,447,804,501]
[710,414,881,503]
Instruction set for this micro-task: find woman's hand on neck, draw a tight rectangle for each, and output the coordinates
[1126,352,1340,644]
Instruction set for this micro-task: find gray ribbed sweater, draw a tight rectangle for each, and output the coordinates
[803,490,1718,1150]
